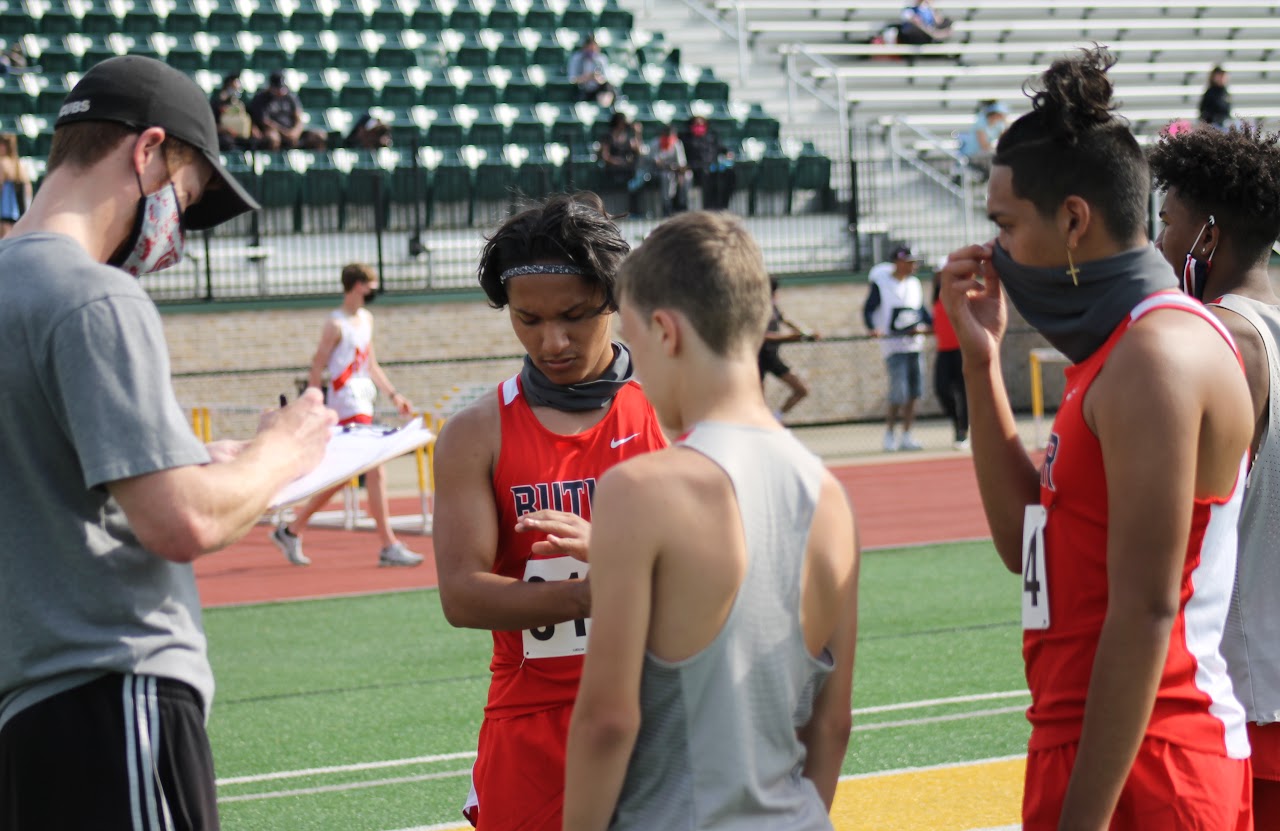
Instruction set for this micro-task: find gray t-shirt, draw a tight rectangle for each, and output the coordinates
[0,233,214,729]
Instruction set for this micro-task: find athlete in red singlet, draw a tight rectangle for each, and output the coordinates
[939,48,1255,830]
[432,193,666,831]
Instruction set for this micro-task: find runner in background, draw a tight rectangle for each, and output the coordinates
[271,262,424,568]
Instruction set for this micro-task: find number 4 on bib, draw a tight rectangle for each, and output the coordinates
[1021,505,1049,630]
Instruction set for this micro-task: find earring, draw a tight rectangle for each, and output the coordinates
[1066,246,1080,286]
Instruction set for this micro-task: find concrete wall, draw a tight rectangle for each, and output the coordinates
[162,281,1064,439]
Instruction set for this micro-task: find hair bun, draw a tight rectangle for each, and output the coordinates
[1030,46,1118,141]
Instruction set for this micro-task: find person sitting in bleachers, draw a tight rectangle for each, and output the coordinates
[956,100,1008,180]
[210,72,256,152]
[897,0,953,45]
[568,34,615,108]
[599,111,642,185]
[649,124,691,216]
[345,112,392,150]
[681,115,735,210]
[248,71,327,151]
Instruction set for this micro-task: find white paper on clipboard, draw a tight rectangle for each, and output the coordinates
[269,417,434,509]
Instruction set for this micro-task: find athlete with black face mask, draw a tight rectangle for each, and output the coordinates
[938,47,1255,831]
[1152,125,1280,828]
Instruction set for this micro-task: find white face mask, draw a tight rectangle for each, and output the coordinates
[110,179,186,276]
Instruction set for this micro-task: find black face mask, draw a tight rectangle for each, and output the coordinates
[520,342,634,411]
[993,241,1178,364]
[362,286,378,304]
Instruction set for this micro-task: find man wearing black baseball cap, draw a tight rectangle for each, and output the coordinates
[0,55,337,829]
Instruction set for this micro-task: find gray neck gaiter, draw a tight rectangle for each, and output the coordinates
[520,342,634,411]
[994,242,1178,364]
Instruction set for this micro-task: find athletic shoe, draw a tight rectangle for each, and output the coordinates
[271,525,310,566]
[882,430,898,452]
[954,438,971,451]
[899,432,924,451]
[379,542,424,567]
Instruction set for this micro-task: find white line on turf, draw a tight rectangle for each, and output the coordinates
[218,769,473,803]
[217,751,476,786]
[853,689,1028,715]
[854,705,1028,731]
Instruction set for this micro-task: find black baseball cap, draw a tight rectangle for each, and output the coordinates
[892,245,922,262]
[55,56,260,230]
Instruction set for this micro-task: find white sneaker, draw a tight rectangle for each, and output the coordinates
[899,432,923,451]
[953,438,971,451]
[271,525,310,566]
[379,542,424,567]
[883,430,898,452]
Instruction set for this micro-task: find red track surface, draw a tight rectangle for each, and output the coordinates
[194,456,991,608]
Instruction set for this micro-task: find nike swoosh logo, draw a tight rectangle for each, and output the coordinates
[611,433,640,449]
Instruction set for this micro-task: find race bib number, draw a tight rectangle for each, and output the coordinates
[522,557,590,659]
[1021,505,1050,630]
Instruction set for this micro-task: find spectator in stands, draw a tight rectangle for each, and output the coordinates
[346,111,392,150]
[957,100,1008,180]
[210,72,255,152]
[599,111,643,193]
[1199,66,1233,130]
[649,124,691,216]
[248,71,327,151]
[0,132,31,239]
[681,115,735,210]
[568,34,615,108]
[897,0,953,45]
[0,41,28,76]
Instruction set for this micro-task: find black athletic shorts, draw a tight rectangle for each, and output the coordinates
[0,673,219,831]
[758,346,791,379]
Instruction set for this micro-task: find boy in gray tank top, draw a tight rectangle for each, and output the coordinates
[563,212,861,831]
[1151,125,1280,823]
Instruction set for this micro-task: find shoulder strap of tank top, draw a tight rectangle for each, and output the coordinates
[1130,292,1241,363]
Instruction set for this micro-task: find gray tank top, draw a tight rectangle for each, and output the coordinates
[610,421,837,831]
[1215,294,1280,724]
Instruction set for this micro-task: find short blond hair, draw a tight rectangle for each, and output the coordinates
[618,211,771,355]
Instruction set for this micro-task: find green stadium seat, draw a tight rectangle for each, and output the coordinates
[597,8,631,30]
[347,163,390,228]
[426,153,472,226]
[207,44,249,74]
[485,2,520,32]
[426,117,464,148]
[332,32,371,70]
[387,160,427,207]
[501,78,540,105]
[566,156,604,193]
[249,9,288,32]
[370,6,408,31]
[448,2,484,32]
[292,43,330,73]
[122,9,162,34]
[297,80,334,109]
[508,115,546,146]
[164,9,206,33]
[380,80,418,108]
[466,117,505,149]
[251,44,291,72]
[81,9,122,34]
[621,77,652,104]
[0,85,31,116]
[656,76,689,103]
[751,153,791,216]
[493,41,529,69]
[338,81,377,109]
[462,79,500,106]
[455,41,491,69]
[743,112,780,141]
[300,160,344,229]
[550,117,588,152]
[410,5,445,32]
[522,2,557,32]
[286,9,327,32]
[530,42,565,68]
[559,9,593,31]
[328,2,367,31]
[421,77,457,107]
[38,11,82,36]
[39,47,82,75]
[693,74,730,103]
[206,9,244,34]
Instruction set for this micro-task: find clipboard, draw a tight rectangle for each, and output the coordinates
[269,417,435,510]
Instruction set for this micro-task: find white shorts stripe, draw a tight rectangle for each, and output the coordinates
[136,676,162,831]
[122,675,145,831]
[146,678,175,831]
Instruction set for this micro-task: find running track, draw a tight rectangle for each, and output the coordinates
[195,456,989,608]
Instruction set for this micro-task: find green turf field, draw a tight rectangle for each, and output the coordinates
[207,540,1030,830]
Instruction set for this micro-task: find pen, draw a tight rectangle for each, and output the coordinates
[279,394,288,408]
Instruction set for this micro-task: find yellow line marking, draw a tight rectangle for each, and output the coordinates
[833,757,1025,831]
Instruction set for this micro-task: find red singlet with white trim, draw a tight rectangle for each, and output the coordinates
[1026,291,1250,760]
[485,374,666,719]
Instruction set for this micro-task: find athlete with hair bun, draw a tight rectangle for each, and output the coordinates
[939,47,1254,830]
[432,192,666,831]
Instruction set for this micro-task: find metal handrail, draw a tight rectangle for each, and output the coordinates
[883,116,978,242]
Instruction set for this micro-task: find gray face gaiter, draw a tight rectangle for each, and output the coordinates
[993,242,1178,364]
[520,342,634,411]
